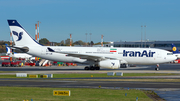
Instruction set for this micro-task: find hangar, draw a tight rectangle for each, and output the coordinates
[113,41,180,51]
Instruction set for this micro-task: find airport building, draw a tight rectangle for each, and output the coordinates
[112,41,180,51]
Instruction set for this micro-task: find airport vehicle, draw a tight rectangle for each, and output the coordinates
[1,62,10,67]
[171,43,180,58]
[5,44,33,60]
[24,62,35,66]
[2,61,21,67]
[0,56,9,60]
[7,20,177,70]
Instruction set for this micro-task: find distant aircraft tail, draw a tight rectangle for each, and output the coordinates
[5,44,11,55]
[171,43,180,53]
[7,20,41,47]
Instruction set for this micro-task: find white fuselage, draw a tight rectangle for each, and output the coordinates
[27,45,176,65]
[7,20,177,69]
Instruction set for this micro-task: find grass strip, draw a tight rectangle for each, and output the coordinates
[0,86,152,101]
[53,73,179,78]
[0,71,19,73]
[0,73,178,78]
[68,79,180,82]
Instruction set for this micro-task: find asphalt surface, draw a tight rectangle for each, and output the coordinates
[1,62,180,100]
[1,60,180,71]
[155,90,180,101]
[0,62,180,89]
[0,80,179,88]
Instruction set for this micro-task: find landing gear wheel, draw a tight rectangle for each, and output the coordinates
[90,66,95,70]
[155,64,159,71]
[84,66,90,70]
[155,67,159,71]
[95,67,100,70]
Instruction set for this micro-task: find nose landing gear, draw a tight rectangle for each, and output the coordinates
[155,64,159,71]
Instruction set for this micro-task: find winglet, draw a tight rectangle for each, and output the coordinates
[47,47,55,52]
[171,43,179,53]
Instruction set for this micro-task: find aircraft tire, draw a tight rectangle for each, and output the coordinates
[90,66,95,70]
[84,66,90,70]
[95,67,100,70]
[155,67,159,71]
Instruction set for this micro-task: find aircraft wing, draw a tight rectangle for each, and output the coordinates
[48,47,121,61]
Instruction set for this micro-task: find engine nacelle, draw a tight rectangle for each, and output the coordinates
[98,60,120,69]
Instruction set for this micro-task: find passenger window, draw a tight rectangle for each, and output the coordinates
[167,53,173,55]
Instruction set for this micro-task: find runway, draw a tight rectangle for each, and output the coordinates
[0,63,180,70]
[0,63,180,84]
[0,63,180,74]
[0,80,179,88]
[0,63,180,89]
[1,59,180,71]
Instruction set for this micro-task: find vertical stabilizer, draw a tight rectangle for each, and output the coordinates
[5,44,10,55]
[171,43,179,53]
[7,20,41,47]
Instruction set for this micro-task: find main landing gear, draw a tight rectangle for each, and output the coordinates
[155,64,159,71]
[84,66,100,70]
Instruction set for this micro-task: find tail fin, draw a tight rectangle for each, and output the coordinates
[171,43,179,53]
[5,44,10,55]
[7,20,41,47]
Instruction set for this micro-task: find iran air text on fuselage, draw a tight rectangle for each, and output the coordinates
[123,50,155,57]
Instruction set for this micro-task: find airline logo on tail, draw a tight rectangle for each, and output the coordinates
[12,31,23,41]
[171,43,179,53]
[172,47,177,52]
[5,44,11,55]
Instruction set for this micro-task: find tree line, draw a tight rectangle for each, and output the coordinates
[39,38,105,46]
[0,38,108,53]
[0,41,9,53]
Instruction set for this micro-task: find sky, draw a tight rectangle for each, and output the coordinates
[0,0,180,43]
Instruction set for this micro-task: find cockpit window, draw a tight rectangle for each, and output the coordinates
[167,53,173,55]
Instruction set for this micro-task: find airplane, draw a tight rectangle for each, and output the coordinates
[171,43,180,58]
[7,20,177,70]
[5,44,33,60]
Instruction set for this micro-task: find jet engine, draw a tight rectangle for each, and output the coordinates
[98,60,120,69]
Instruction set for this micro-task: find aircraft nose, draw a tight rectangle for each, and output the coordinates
[175,57,178,60]
[166,53,177,61]
[172,55,178,60]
